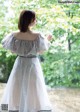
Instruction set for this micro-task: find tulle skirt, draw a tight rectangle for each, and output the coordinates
[0,56,52,112]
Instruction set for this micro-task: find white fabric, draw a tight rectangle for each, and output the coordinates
[0,33,52,112]
[1,33,50,56]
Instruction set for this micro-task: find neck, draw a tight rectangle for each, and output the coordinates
[27,27,33,33]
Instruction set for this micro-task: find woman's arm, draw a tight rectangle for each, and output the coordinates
[38,34,52,54]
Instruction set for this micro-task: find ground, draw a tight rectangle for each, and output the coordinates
[0,83,80,112]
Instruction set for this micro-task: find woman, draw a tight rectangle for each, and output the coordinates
[0,10,52,112]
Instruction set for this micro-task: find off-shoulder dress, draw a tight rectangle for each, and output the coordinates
[0,33,52,112]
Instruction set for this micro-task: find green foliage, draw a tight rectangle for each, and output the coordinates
[0,49,16,82]
[0,0,80,87]
[42,50,80,87]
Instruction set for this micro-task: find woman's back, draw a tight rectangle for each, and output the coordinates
[13,31,39,41]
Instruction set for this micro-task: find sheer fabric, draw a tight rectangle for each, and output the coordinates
[0,33,52,112]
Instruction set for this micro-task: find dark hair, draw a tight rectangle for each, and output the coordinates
[18,10,36,32]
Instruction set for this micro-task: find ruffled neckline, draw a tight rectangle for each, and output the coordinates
[12,33,39,42]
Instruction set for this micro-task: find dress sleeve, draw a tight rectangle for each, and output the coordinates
[38,34,51,52]
[1,33,13,50]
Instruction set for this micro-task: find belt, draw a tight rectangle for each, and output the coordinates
[18,55,37,58]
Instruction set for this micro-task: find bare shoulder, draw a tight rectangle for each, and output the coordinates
[32,32,44,38]
[35,33,45,39]
[32,32,40,37]
[11,31,44,41]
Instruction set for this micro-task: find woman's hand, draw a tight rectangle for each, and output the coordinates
[47,35,52,41]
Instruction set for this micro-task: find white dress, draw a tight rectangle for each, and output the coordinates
[0,33,52,112]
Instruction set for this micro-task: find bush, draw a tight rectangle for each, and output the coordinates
[0,49,16,82]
